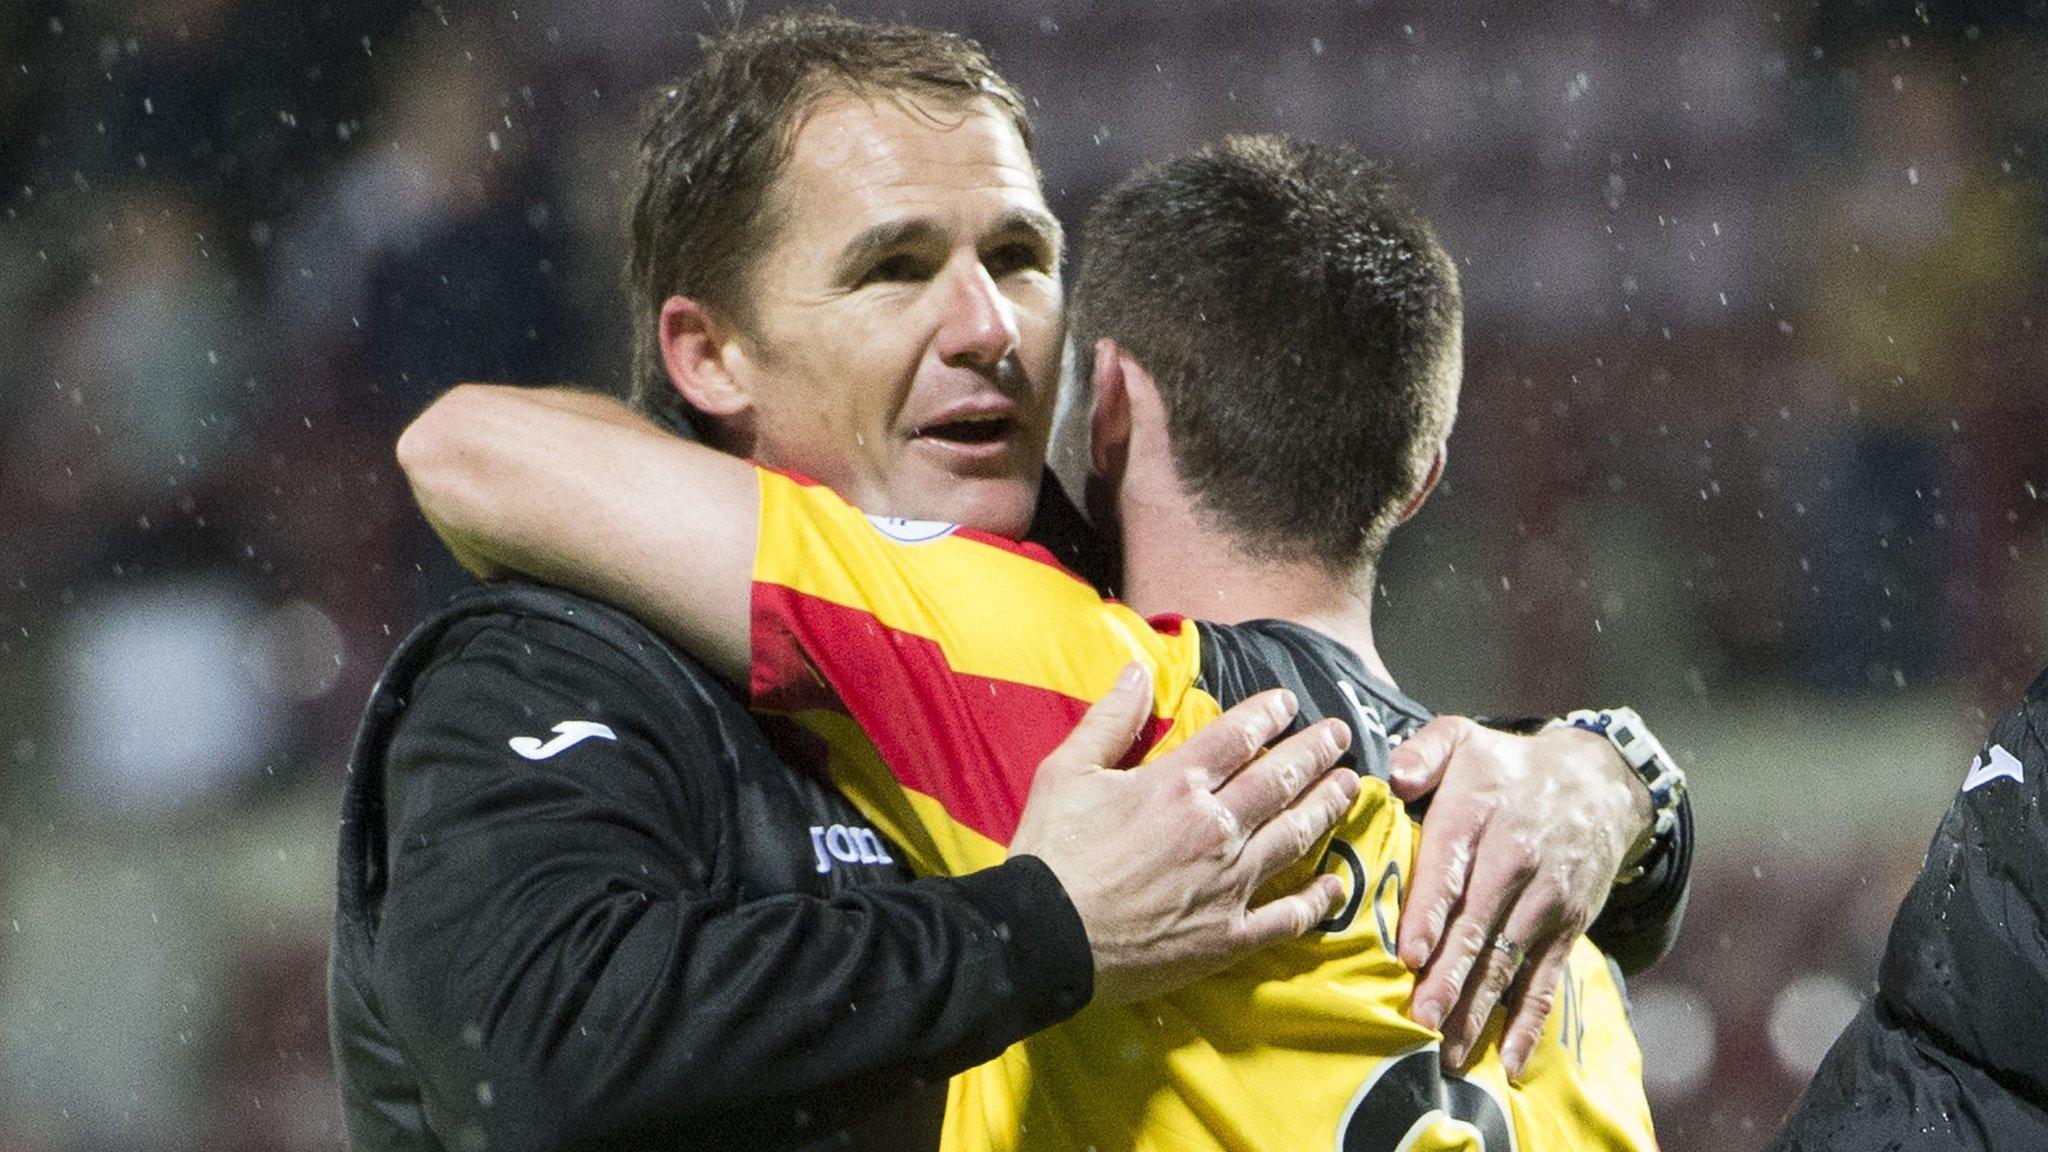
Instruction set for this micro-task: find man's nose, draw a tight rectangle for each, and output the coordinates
[933,254,1020,372]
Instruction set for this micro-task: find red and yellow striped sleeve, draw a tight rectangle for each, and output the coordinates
[749,467,1208,876]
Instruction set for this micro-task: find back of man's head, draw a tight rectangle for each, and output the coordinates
[625,12,1034,436]
[1068,134,1462,575]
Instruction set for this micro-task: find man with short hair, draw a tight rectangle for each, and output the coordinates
[400,132,1677,1150]
[621,12,1059,538]
[335,12,1689,1150]
[330,19,1376,1152]
[607,12,1686,1024]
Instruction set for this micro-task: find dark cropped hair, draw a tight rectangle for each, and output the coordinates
[1068,134,1462,573]
[623,11,1035,434]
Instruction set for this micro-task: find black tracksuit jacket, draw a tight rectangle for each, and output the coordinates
[331,566,1692,1151]
[329,582,1093,1151]
[1773,665,2048,1150]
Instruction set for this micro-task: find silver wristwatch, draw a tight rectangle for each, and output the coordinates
[1559,706,1686,885]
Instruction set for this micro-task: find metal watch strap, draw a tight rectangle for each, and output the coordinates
[1560,706,1686,885]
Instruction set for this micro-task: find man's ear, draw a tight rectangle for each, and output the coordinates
[1089,338,1133,478]
[1395,444,1447,526]
[659,295,753,421]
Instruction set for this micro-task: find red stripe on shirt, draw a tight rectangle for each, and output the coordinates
[752,581,1172,846]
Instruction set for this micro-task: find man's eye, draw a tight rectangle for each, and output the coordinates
[984,243,1047,278]
[862,254,932,284]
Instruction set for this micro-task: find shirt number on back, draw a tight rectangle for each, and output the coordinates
[1336,1044,1515,1151]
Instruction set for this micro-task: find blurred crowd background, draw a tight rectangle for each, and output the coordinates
[2,1,2045,1149]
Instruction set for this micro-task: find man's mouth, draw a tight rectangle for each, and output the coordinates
[914,414,1017,445]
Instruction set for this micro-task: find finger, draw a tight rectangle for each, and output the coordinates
[1164,688,1299,792]
[1438,921,1524,1071]
[1427,846,1538,1067]
[1395,777,1484,972]
[1213,717,1351,831]
[1387,715,1468,801]
[1407,898,1477,1034]
[1235,870,1347,949]
[1045,662,1153,776]
[1237,766,1360,883]
[1407,812,1534,1026]
[1500,936,1574,1080]
[1436,916,1527,1071]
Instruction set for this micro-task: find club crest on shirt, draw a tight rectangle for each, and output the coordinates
[865,514,958,544]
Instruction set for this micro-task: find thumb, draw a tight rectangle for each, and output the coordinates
[1388,715,1466,801]
[1046,662,1153,776]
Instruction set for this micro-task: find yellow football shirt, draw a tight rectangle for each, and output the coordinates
[749,468,1658,1152]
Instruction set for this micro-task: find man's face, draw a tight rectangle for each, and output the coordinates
[717,92,1063,537]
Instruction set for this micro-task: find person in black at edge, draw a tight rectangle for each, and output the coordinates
[1772,663,2048,1151]
[330,14,1695,1151]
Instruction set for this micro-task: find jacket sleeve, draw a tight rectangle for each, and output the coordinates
[366,612,1092,1150]
[1586,789,1693,974]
